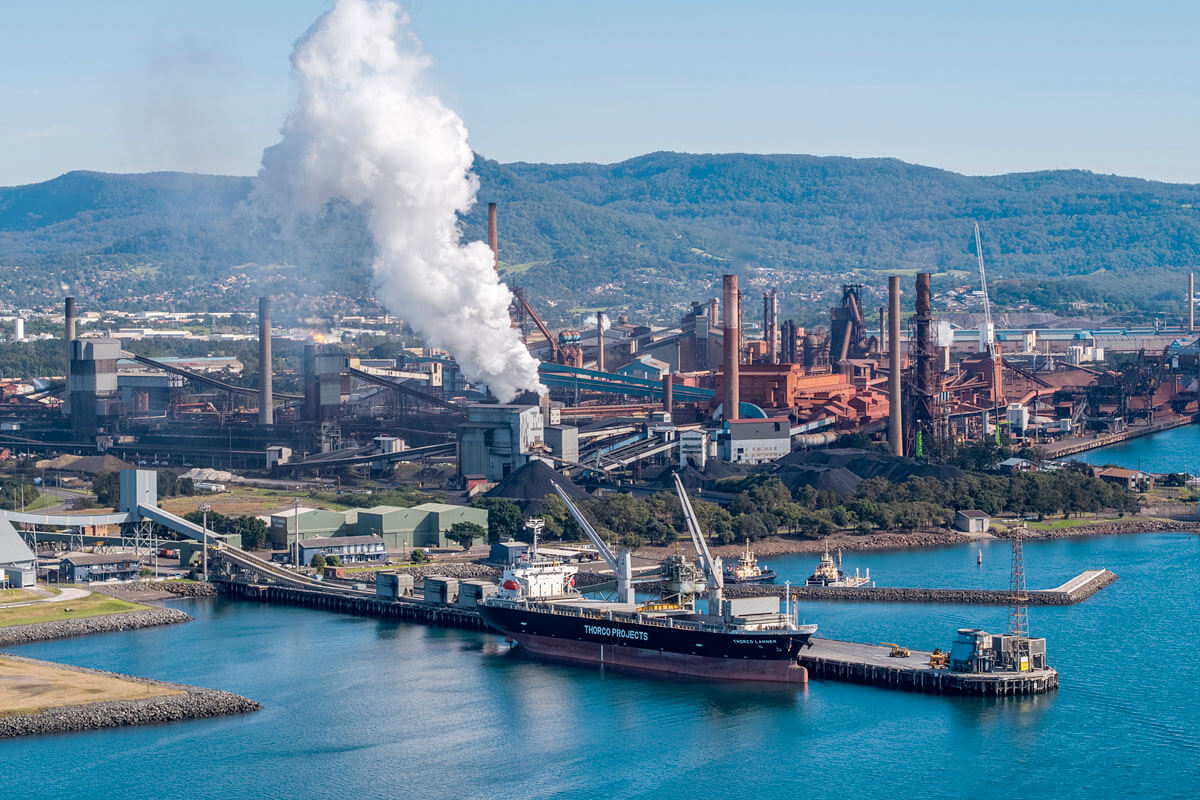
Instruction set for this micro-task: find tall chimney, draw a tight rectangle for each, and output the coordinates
[595,311,606,373]
[888,276,903,456]
[64,296,76,374]
[723,274,740,421]
[763,288,779,365]
[258,296,273,425]
[487,202,499,271]
[662,373,674,414]
[1190,272,1195,332]
[304,344,318,423]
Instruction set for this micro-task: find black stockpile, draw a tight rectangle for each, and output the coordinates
[774,448,963,487]
[485,460,589,503]
[775,466,863,496]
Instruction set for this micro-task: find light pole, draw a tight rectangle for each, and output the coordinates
[292,497,301,567]
[199,502,212,579]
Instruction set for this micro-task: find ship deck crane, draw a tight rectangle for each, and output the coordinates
[551,482,633,605]
[672,473,724,616]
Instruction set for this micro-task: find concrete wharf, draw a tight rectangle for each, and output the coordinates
[798,638,1058,697]
[216,580,489,632]
[1040,415,1193,459]
[724,569,1118,605]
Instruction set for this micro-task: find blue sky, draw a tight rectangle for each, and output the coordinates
[2,0,1198,186]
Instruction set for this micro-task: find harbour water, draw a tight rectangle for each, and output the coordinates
[3,533,1199,799]
[1073,422,1200,474]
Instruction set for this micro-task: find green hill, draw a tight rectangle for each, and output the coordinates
[3,153,1199,324]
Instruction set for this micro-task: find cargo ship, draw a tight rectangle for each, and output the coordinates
[478,476,816,684]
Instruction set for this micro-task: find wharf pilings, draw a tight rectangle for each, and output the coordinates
[798,639,1058,697]
[722,569,1118,605]
[1040,415,1194,459]
[216,580,488,631]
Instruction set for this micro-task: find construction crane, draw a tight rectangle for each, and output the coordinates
[974,222,996,358]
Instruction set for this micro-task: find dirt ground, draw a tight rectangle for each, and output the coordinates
[0,656,182,717]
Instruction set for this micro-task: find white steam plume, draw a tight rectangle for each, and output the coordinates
[257,0,543,402]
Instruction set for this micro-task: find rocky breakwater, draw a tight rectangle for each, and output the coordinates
[0,607,193,646]
[0,656,260,739]
[97,581,217,602]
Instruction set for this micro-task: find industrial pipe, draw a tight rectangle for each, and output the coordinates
[259,296,273,425]
[888,276,903,456]
[723,274,740,421]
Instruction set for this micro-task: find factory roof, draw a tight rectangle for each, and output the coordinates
[956,510,990,519]
[61,552,139,566]
[298,535,385,548]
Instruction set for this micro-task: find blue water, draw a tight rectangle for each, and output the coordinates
[1074,423,1200,474]
[4,533,1200,799]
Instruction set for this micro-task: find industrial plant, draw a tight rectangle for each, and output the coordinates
[0,208,1198,499]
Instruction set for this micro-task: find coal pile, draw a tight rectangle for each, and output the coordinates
[775,466,863,496]
[486,460,589,505]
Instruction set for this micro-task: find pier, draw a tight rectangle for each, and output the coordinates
[216,580,489,632]
[724,569,1118,605]
[798,638,1058,697]
[1039,415,1193,459]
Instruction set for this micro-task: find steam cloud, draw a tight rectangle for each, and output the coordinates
[257,0,543,401]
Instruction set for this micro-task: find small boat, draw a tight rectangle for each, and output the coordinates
[723,539,777,584]
[805,548,871,588]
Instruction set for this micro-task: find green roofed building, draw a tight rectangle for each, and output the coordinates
[356,503,487,550]
[269,507,359,549]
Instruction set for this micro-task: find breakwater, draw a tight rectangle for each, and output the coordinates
[0,607,193,646]
[724,569,1118,605]
[0,655,259,739]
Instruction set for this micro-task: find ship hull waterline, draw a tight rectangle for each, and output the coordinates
[479,605,811,685]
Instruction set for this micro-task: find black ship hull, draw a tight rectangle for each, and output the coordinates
[724,569,778,584]
[479,603,812,684]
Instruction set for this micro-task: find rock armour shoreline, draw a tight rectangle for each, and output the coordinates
[0,607,193,646]
[0,655,259,739]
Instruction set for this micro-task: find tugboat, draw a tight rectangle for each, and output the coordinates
[478,475,816,684]
[723,540,778,584]
[805,548,872,588]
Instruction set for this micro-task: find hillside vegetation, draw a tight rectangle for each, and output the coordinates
[3,153,1199,322]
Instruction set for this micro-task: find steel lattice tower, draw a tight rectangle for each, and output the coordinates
[1008,528,1030,639]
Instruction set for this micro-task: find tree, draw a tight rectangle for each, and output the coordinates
[448,521,485,551]
[470,497,524,544]
[326,555,341,566]
[310,552,326,569]
[411,548,431,564]
[92,471,121,507]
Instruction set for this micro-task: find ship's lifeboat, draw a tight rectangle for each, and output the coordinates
[503,579,520,591]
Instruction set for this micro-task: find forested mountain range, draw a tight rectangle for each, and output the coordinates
[2,153,1198,324]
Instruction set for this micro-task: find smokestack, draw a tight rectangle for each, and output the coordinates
[763,289,778,364]
[64,296,76,373]
[259,297,274,425]
[662,373,674,414]
[487,202,498,271]
[888,276,903,456]
[723,274,740,421]
[1190,272,1195,332]
[596,311,606,373]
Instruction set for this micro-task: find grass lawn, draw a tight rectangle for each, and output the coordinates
[0,594,148,628]
[20,493,61,512]
[0,588,54,604]
[0,656,182,717]
[1024,517,1107,531]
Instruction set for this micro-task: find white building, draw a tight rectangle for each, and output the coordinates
[717,418,791,464]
